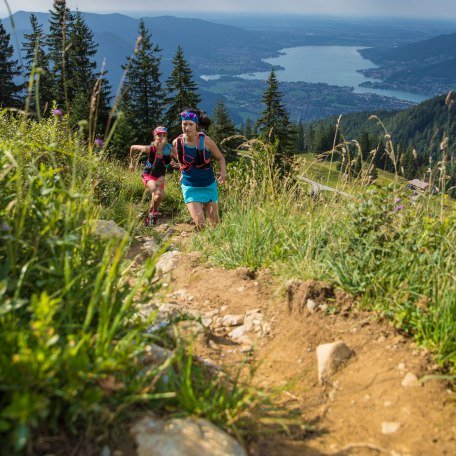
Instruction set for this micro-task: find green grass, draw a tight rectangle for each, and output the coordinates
[0,112,262,454]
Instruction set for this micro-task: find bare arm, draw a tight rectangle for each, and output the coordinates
[129,145,150,170]
[170,140,180,168]
[206,136,226,184]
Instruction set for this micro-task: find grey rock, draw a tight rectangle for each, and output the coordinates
[316,341,353,384]
[306,299,317,313]
[381,421,401,434]
[92,219,128,240]
[156,250,180,274]
[131,416,246,456]
[401,372,420,387]
[222,314,244,327]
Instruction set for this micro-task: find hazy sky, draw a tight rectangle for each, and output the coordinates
[1,0,456,19]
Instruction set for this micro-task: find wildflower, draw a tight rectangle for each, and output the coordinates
[393,205,405,212]
[94,138,104,148]
[1,222,11,232]
[394,197,401,203]
[51,108,63,117]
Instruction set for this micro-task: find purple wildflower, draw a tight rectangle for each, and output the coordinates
[394,197,401,203]
[1,222,11,232]
[393,205,405,212]
[94,138,104,148]
[51,108,63,117]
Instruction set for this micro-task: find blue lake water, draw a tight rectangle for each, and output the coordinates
[201,46,428,104]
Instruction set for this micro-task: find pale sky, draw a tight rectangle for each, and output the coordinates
[1,0,456,19]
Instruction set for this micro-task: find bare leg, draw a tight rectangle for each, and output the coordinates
[146,178,165,213]
[203,202,219,226]
[186,202,206,230]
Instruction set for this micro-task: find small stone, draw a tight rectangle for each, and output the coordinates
[222,314,244,327]
[307,299,317,313]
[205,309,219,317]
[155,250,180,274]
[229,323,252,340]
[381,421,401,434]
[253,281,259,286]
[397,362,406,371]
[318,303,328,312]
[208,340,219,350]
[201,317,213,327]
[401,372,419,387]
[237,286,246,293]
[316,341,353,384]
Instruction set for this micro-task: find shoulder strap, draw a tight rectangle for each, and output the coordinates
[176,134,186,169]
[197,132,206,152]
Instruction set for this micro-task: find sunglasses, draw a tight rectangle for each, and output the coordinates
[180,111,199,123]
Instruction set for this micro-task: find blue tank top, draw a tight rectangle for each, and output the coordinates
[181,144,215,187]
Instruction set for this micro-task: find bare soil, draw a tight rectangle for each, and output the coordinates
[154,223,456,456]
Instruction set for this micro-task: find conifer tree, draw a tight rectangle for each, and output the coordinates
[164,46,201,137]
[295,120,305,152]
[109,92,139,159]
[47,0,73,109]
[359,131,371,160]
[209,100,238,160]
[305,125,315,152]
[67,11,110,126]
[256,69,293,171]
[0,19,22,107]
[123,20,163,144]
[22,14,53,115]
[242,117,254,138]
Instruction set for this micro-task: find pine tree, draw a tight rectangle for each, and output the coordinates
[164,46,201,138]
[0,19,22,107]
[47,0,73,109]
[243,117,253,138]
[359,130,371,160]
[67,11,110,127]
[123,20,163,144]
[400,147,418,179]
[305,125,315,152]
[209,100,238,160]
[295,120,305,152]
[109,98,138,160]
[256,70,293,172]
[22,14,53,115]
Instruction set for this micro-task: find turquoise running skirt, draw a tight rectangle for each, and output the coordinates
[181,181,218,204]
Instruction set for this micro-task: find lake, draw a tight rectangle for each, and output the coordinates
[201,46,428,104]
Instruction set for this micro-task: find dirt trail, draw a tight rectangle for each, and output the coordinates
[151,223,456,456]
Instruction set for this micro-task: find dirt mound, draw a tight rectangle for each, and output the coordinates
[150,235,456,456]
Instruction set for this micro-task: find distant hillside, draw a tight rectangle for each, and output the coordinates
[359,32,456,96]
[362,32,456,62]
[3,11,300,91]
[314,94,456,159]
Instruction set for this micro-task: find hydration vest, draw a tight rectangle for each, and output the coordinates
[176,132,211,170]
[144,143,171,177]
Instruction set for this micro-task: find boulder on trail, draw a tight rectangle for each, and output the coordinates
[131,415,247,456]
[316,341,353,384]
[156,250,180,275]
